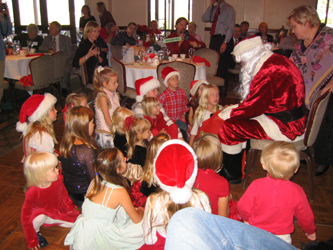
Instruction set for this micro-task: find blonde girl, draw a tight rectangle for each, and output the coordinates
[59,107,96,208]
[16,93,58,161]
[22,152,79,250]
[142,140,211,248]
[124,117,151,167]
[94,66,120,149]
[130,133,171,208]
[188,80,209,127]
[62,93,89,122]
[65,148,145,250]
[189,84,222,146]
[142,97,178,139]
[110,106,135,157]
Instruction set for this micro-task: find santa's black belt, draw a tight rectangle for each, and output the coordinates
[264,104,305,124]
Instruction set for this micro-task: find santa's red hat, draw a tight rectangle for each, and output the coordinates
[135,76,161,102]
[161,67,180,86]
[16,93,57,135]
[190,79,209,96]
[154,139,198,204]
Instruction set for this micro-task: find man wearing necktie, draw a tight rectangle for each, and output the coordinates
[227,24,243,69]
[202,0,235,95]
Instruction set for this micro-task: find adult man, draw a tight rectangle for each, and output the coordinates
[200,37,306,184]
[0,2,11,108]
[100,22,119,44]
[148,20,162,37]
[240,21,250,39]
[110,22,137,46]
[14,24,43,50]
[165,17,205,56]
[202,0,235,93]
[255,22,273,43]
[227,24,242,69]
[40,21,72,91]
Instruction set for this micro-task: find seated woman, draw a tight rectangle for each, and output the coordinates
[79,5,96,31]
[14,24,43,50]
[255,22,273,43]
[188,21,201,42]
[72,21,107,84]
[148,20,162,37]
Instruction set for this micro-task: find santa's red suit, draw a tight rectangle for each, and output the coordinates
[200,52,306,155]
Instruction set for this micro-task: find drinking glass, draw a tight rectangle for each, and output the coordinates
[27,40,33,49]
[188,48,194,62]
[138,50,143,63]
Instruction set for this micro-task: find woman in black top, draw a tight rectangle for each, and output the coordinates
[79,5,96,31]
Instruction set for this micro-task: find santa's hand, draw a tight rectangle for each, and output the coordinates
[220,43,227,54]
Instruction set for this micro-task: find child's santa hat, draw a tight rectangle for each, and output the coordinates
[161,67,180,86]
[135,76,161,102]
[190,79,209,96]
[16,93,57,134]
[154,139,198,204]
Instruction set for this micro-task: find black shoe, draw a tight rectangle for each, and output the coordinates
[228,178,242,185]
[219,167,242,184]
[36,231,48,248]
[315,164,329,176]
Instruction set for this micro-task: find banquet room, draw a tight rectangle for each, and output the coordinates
[0,0,332,249]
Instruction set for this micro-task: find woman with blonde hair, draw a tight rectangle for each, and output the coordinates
[96,1,116,27]
[72,21,105,84]
[288,5,333,175]
[188,21,201,41]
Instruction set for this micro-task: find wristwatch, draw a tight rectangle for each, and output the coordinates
[85,55,88,60]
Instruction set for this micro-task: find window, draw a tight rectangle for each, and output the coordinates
[18,0,41,25]
[317,0,333,28]
[149,0,192,30]
[46,0,70,25]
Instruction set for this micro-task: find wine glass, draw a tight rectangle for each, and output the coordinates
[188,48,194,62]
[138,50,143,63]
[158,50,164,63]
[27,40,33,50]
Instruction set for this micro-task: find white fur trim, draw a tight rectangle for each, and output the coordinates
[232,36,263,56]
[154,139,198,204]
[28,93,57,123]
[135,78,161,102]
[16,121,27,133]
[164,71,180,86]
[190,79,209,96]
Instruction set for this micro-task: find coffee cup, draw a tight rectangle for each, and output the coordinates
[180,54,186,59]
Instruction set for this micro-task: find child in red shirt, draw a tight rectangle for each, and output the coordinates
[238,141,316,244]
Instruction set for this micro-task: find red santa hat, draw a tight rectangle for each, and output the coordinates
[161,67,180,86]
[232,36,263,56]
[190,79,209,96]
[16,93,57,134]
[154,139,198,204]
[135,76,161,102]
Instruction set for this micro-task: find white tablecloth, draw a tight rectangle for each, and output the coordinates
[125,59,206,89]
[4,55,38,80]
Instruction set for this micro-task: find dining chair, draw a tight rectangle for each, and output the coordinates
[193,48,225,104]
[157,61,196,98]
[242,91,331,202]
[52,51,68,107]
[110,45,123,61]
[111,57,136,106]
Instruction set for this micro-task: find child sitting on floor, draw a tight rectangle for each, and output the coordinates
[62,93,89,122]
[142,139,211,249]
[188,80,209,127]
[238,141,316,244]
[142,97,179,139]
[158,67,189,140]
[21,152,79,249]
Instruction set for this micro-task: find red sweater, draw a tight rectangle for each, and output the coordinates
[238,175,316,235]
[166,31,206,56]
[21,175,79,248]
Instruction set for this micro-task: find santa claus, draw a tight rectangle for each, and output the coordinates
[201,36,306,184]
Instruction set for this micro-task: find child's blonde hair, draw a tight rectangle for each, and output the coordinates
[65,93,87,109]
[60,107,96,158]
[25,113,57,145]
[193,84,220,127]
[142,133,171,186]
[260,141,300,181]
[87,148,129,199]
[24,151,58,188]
[125,117,151,159]
[141,97,159,117]
[93,66,118,96]
[192,134,223,171]
[110,107,134,135]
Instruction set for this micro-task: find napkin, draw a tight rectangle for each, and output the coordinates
[20,74,33,88]
[26,53,44,57]
[192,56,211,67]
[149,53,155,59]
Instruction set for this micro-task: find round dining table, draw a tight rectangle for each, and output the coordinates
[125,59,207,89]
[4,55,39,80]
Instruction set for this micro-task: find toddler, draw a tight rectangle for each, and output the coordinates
[189,84,221,146]
[158,67,189,140]
[188,79,209,127]
[142,139,211,249]
[142,97,178,139]
[21,152,79,249]
[238,141,316,244]
[60,106,96,208]
[65,148,144,249]
[94,66,120,148]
